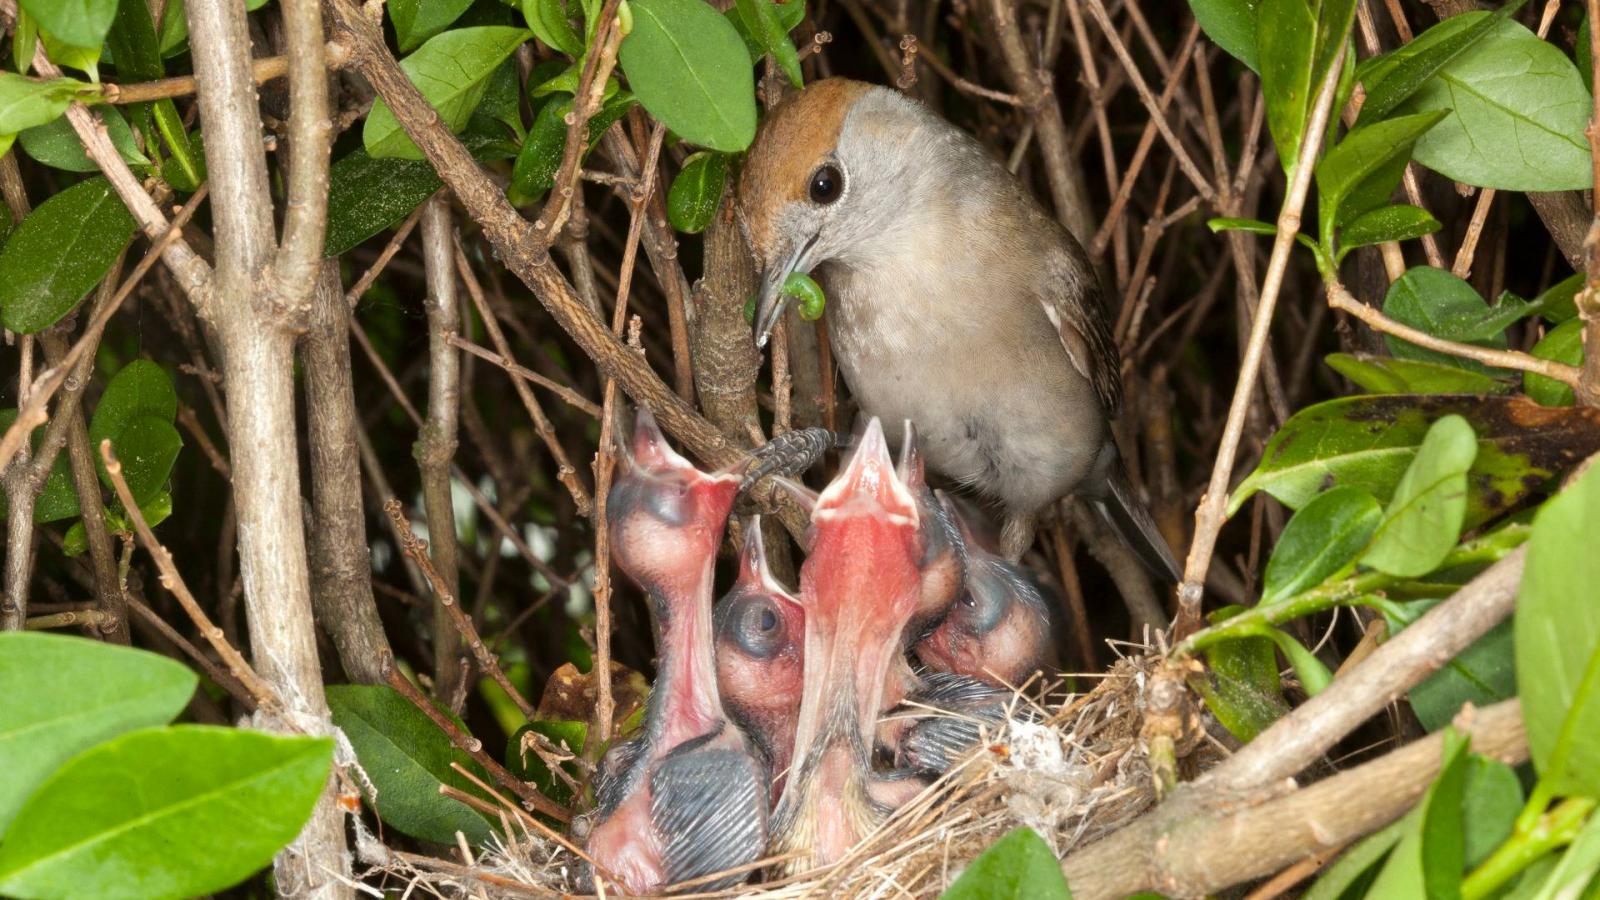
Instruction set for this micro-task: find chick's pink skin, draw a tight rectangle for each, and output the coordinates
[586,412,743,894]
[774,419,924,870]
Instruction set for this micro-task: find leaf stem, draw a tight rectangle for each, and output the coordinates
[1462,797,1596,900]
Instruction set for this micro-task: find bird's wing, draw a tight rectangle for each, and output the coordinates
[1037,248,1123,419]
[649,729,769,890]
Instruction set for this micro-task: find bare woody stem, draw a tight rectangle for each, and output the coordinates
[1175,42,1348,637]
[100,46,351,105]
[1576,0,1600,407]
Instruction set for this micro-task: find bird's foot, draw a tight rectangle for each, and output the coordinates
[738,427,851,494]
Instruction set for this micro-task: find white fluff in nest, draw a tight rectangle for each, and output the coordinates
[998,720,1096,854]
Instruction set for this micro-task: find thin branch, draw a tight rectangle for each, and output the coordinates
[1578,0,1600,407]
[446,336,602,417]
[102,46,350,104]
[126,592,259,712]
[343,203,424,306]
[101,440,283,713]
[269,0,336,313]
[1175,42,1347,636]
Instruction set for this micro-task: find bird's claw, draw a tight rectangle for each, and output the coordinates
[738,428,850,495]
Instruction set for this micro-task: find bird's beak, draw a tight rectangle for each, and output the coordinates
[753,235,816,349]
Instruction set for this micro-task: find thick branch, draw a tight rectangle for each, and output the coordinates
[270,0,335,312]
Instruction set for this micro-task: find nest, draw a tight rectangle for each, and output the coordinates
[356,650,1165,899]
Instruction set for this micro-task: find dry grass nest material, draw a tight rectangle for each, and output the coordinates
[355,650,1170,899]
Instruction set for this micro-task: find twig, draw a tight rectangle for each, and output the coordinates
[268,0,334,313]
[101,46,350,104]
[383,500,538,722]
[125,592,258,712]
[100,440,282,713]
[1577,0,1600,407]
[1328,283,1582,388]
[381,656,570,821]
[447,335,602,417]
[1175,40,1348,637]
[344,203,424,306]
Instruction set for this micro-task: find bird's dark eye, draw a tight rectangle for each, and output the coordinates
[728,596,786,658]
[759,608,777,631]
[809,164,843,205]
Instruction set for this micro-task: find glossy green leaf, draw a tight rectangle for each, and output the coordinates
[1382,266,1535,373]
[1190,0,1260,72]
[88,360,178,448]
[364,26,531,160]
[65,490,170,554]
[506,719,586,806]
[0,409,77,523]
[1310,0,1357,120]
[1256,0,1314,174]
[1207,216,1277,235]
[1305,818,1404,900]
[1229,394,1600,527]
[391,0,475,51]
[667,151,727,233]
[17,0,117,52]
[1399,15,1592,191]
[18,106,147,172]
[13,8,38,75]
[323,148,442,257]
[1263,627,1333,695]
[101,417,182,504]
[39,31,100,79]
[508,91,634,202]
[0,726,331,899]
[619,0,756,152]
[327,685,495,845]
[0,177,136,334]
[0,633,194,835]
[108,0,165,82]
[1524,319,1583,408]
[1325,353,1507,396]
[939,827,1071,900]
[1338,204,1441,252]
[1461,755,1522,868]
[1361,415,1476,577]
[1356,1,1524,125]
[1409,617,1515,732]
[0,73,98,134]
[1190,607,1287,741]
[1365,726,1468,899]
[1516,463,1600,797]
[726,0,804,63]
[523,0,583,56]
[731,0,802,86]
[467,59,525,140]
[1261,485,1381,604]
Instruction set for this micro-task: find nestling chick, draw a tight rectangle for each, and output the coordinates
[585,412,766,894]
[738,78,1179,574]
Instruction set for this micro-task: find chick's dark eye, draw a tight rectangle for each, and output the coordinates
[759,609,777,631]
[809,164,843,205]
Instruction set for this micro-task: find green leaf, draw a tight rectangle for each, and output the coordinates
[17,0,117,52]
[323,148,442,257]
[108,0,165,82]
[731,0,802,87]
[1263,627,1333,695]
[1361,415,1477,577]
[1534,273,1582,323]
[1382,266,1536,374]
[1189,0,1260,72]
[1261,485,1382,604]
[1516,463,1600,797]
[1366,726,1469,899]
[1316,110,1447,229]
[619,0,757,152]
[523,0,583,56]
[0,409,76,523]
[0,725,331,899]
[101,416,182,504]
[0,633,195,835]
[1207,215,1277,235]
[506,719,586,806]
[467,58,525,140]
[18,106,147,172]
[1305,818,1405,900]
[0,176,136,334]
[1409,616,1515,732]
[1356,0,1524,124]
[939,827,1071,900]
[13,8,38,75]
[1461,755,1522,869]
[391,0,475,51]
[1326,353,1508,395]
[726,0,804,63]
[40,30,100,80]
[1338,204,1441,252]
[1398,15,1592,191]
[1524,319,1583,408]
[327,685,496,846]
[1190,607,1288,741]
[1256,0,1315,174]
[88,360,178,447]
[0,73,99,134]
[666,151,727,233]
[1230,395,1600,528]
[508,90,634,202]
[364,26,531,160]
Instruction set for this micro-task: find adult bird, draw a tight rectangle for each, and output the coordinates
[584,412,767,894]
[737,78,1178,576]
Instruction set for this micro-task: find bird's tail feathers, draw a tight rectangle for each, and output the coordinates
[1091,465,1181,584]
